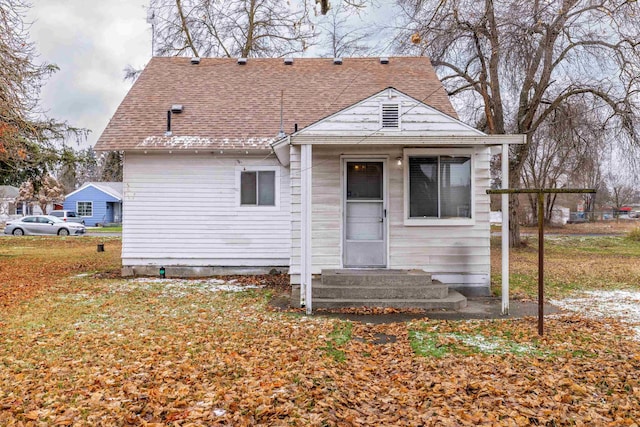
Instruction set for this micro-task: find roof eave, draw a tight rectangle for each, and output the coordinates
[289,134,526,146]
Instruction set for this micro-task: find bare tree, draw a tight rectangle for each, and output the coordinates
[521,101,608,223]
[0,0,84,186]
[98,151,123,182]
[397,0,640,246]
[148,0,318,58]
[605,170,639,218]
[317,1,372,58]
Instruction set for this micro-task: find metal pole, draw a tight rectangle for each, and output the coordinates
[537,191,544,336]
[501,144,509,315]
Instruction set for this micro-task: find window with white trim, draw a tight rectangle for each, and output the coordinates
[239,169,277,206]
[406,153,472,222]
[77,201,93,217]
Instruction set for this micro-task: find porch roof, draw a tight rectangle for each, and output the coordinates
[286,135,526,146]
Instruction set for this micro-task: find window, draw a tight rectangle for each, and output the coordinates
[405,151,473,225]
[240,170,276,206]
[77,202,93,217]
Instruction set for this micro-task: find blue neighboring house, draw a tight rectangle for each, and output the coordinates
[63,182,123,226]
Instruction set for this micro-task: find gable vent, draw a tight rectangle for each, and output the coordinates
[381,104,400,129]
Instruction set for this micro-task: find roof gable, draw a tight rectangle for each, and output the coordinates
[297,88,484,137]
[95,57,458,152]
[0,185,19,199]
[65,182,122,201]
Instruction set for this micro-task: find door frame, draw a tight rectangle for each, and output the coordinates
[340,155,389,268]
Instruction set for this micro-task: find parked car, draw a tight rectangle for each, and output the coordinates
[4,215,86,236]
[49,210,85,225]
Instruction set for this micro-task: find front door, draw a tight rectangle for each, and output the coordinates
[343,161,386,267]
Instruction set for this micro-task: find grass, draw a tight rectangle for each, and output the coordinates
[321,321,353,362]
[628,227,640,242]
[87,225,122,232]
[409,330,547,357]
[491,233,640,299]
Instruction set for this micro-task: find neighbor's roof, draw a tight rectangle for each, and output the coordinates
[66,182,123,200]
[94,57,458,152]
[0,185,19,199]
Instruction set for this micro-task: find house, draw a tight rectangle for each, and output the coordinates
[95,57,523,309]
[0,185,19,221]
[61,182,123,226]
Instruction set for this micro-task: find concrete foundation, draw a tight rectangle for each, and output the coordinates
[121,265,288,277]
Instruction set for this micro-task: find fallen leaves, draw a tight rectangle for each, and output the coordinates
[0,238,639,424]
[0,236,121,309]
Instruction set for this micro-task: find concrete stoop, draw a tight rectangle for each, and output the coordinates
[291,269,468,310]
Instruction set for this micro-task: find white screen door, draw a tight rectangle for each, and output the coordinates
[344,161,386,267]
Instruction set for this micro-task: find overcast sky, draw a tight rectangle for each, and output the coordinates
[26,1,398,150]
[28,0,152,149]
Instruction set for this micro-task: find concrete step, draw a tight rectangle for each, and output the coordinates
[322,269,432,287]
[312,290,468,310]
[312,283,449,300]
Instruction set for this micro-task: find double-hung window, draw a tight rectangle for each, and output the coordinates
[237,166,279,208]
[404,149,473,225]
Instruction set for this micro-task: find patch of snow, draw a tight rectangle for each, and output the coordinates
[449,333,540,355]
[213,409,226,417]
[551,290,640,340]
[72,273,92,278]
[108,278,263,297]
[138,135,274,149]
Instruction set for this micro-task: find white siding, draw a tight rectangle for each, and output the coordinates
[289,146,301,283]
[123,153,290,267]
[289,145,491,281]
[300,90,482,136]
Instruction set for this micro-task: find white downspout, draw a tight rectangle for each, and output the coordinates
[502,143,510,315]
[301,144,313,314]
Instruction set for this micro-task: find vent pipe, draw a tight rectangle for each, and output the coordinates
[277,89,285,138]
[333,58,343,65]
[238,58,247,65]
[380,57,389,64]
[190,57,200,65]
[284,57,293,65]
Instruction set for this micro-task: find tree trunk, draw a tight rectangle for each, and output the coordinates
[509,194,521,247]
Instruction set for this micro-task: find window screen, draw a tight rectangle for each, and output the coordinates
[241,170,275,206]
[409,156,471,219]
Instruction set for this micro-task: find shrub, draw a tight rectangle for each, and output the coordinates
[627,227,640,242]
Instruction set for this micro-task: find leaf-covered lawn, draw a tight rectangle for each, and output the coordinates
[491,234,640,299]
[0,236,639,425]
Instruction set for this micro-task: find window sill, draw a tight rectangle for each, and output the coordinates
[237,205,280,212]
[404,218,475,226]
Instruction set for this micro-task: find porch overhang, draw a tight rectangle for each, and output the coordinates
[289,134,526,146]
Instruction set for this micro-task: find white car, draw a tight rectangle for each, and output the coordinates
[4,215,86,236]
